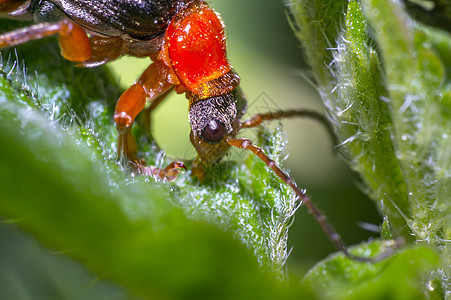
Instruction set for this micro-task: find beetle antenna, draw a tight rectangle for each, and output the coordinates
[240,109,339,147]
[226,136,401,263]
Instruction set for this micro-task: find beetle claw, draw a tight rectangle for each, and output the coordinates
[135,161,186,182]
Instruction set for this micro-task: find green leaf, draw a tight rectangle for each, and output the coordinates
[287,0,450,297]
[303,242,440,300]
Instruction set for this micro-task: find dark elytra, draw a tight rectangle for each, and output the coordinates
[20,0,197,39]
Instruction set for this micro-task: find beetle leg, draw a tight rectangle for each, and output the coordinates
[114,60,175,156]
[190,159,206,182]
[240,109,339,146]
[114,60,176,126]
[137,161,187,182]
[0,19,92,62]
[77,35,124,68]
[140,88,173,139]
[114,59,185,181]
[0,0,26,13]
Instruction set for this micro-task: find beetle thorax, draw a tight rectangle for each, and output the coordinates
[165,4,239,99]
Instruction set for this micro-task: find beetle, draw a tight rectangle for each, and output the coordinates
[0,0,395,261]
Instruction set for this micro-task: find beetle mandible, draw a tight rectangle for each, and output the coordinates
[0,0,393,261]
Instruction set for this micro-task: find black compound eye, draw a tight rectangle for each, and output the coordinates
[200,119,226,144]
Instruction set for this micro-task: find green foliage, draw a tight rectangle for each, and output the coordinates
[288,0,450,298]
[0,0,447,298]
[303,242,439,300]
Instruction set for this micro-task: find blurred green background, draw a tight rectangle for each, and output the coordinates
[109,0,381,273]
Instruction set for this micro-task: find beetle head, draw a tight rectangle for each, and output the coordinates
[188,91,243,164]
